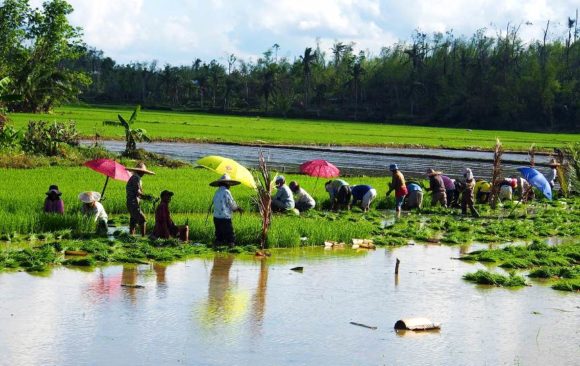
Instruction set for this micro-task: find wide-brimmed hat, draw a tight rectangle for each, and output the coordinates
[426,168,442,176]
[210,173,241,187]
[389,164,399,171]
[126,162,155,175]
[46,185,62,196]
[548,158,560,167]
[78,191,101,203]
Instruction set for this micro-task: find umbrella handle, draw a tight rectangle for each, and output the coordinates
[100,176,110,200]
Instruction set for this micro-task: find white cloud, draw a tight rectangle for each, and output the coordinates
[50,0,580,65]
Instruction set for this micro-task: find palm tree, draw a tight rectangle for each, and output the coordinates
[116,105,151,156]
[300,47,316,108]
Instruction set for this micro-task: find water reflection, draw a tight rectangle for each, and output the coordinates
[121,265,139,304]
[250,259,269,336]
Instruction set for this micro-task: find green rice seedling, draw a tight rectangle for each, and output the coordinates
[528,266,580,279]
[463,270,527,287]
[551,278,580,291]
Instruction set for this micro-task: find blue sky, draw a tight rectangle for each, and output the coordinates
[33,0,579,65]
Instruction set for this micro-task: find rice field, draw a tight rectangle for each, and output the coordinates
[8,105,580,151]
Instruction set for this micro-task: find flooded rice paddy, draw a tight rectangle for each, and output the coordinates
[1,245,577,366]
[94,140,552,178]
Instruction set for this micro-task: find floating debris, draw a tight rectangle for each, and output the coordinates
[394,318,441,331]
[121,284,145,289]
[290,266,304,272]
[350,321,377,330]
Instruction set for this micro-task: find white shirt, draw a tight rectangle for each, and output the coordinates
[82,202,108,222]
[212,186,239,219]
[295,188,315,207]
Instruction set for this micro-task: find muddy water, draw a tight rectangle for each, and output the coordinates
[0,246,577,366]
[94,140,552,178]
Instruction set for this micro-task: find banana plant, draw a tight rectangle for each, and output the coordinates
[114,105,151,156]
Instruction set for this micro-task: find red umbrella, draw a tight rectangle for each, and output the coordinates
[300,159,340,178]
[84,159,131,199]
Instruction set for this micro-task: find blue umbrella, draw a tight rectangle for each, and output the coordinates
[517,167,552,200]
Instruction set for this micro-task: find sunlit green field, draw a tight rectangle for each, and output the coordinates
[8,105,580,150]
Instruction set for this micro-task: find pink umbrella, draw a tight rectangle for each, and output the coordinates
[84,159,131,199]
[300,159,340,178]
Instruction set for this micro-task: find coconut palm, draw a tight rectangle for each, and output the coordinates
[299,47,316,108]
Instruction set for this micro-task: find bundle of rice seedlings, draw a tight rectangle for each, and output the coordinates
[489,138,503,209]
[254,150,272,250]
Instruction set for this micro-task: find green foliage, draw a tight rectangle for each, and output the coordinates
[104,105,151,156]
[0,0,90,112]
[8,105,580,150]
[463,270,527,287]
[551,279,580,292]
[21,120,79,156]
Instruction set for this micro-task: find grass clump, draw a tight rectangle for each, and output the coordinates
[551,279,580,292]
[528,266,580,279]
[463,270,527,287]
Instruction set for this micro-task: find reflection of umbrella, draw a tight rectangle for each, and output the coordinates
[196,155,256,189]
[300,159,340,178]
[517,167,552,200]
[84,159,131,199]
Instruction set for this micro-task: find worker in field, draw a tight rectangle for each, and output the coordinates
[547,158,560,189]
[498,178,517,201]
[210,174,243,247]
[325,179,351,210]
[151,190,189,241]
[44,184,64,214]
[404,181,423,210]
[79,191,108,235]
[289,181,316,212]
[426,168,447,207]
[271,176,295,212]
[460,168,479,217]
[126,162,155,236]
[441,175,458,207]
[351,184,377,212]
[474,179,491,204]
[386,164,407,217]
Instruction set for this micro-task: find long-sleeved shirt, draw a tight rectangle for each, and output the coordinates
[407,183,422,192]
[126,174,142,207]
[153,201,177,238]
[295,187,315,207]
[441,175,455,191]
[326,179,349,201]
[81,202,108,223]
[428,175,445,193]
[44,198,64,214]
[213,186,239,219]
[351,185,372,200]
[548,168,557,186]
[273,185,295,209]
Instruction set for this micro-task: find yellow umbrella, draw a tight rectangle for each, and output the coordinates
[196,155,257,189]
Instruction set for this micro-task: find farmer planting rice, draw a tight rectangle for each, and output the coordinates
[125,162,155,236]
[289,181,315,212]
[441,175,458,207]
[474,179,492,204]
[386,164,407,216]
[79,191,108,235]
[271,175,295,212]
[459,168,479,217]
[351,184,377,212]
[152,190,189,241]
[404,182,423,210]
[210,174,243,247]
[325,179,351,210]
[44,185,64,214]
[547,158,560,189]
[426,168,447,207]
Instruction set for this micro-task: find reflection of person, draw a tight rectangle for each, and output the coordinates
[404,182,423,209]
[271,176,295,212]
[152,190,189,241]
[289,181,315,212]
[44,185,64,214]
[79,191,108,235]
[387,164,407,215]
[211,174,243,247]
[126,162,155,236]
[426,168,447,207]
[351,184,377,211]
[325,179,351,210]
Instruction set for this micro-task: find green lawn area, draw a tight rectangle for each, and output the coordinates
[8,105,580,151]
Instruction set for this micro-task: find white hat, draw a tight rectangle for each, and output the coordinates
[78,191,101,203]
[463,168,474,181]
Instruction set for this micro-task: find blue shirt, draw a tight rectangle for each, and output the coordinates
[407,183,422,192]
[212,186,239,219]
[351,185,372,200]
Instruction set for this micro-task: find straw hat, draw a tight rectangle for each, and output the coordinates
[78,191,101,203]
[426,168,442,176]
[45,185,62,196]
[126,162,155,175]
[160,190,174,198]
[548,158,560,167]
[389,164,399,171]
[209,173,241,187]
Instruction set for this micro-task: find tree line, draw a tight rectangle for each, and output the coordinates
[1,0,579,131]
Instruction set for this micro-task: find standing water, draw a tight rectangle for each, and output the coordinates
[0,246,577,365]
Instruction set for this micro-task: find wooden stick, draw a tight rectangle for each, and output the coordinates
[395,258,400,274]
[350,322,377,330]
